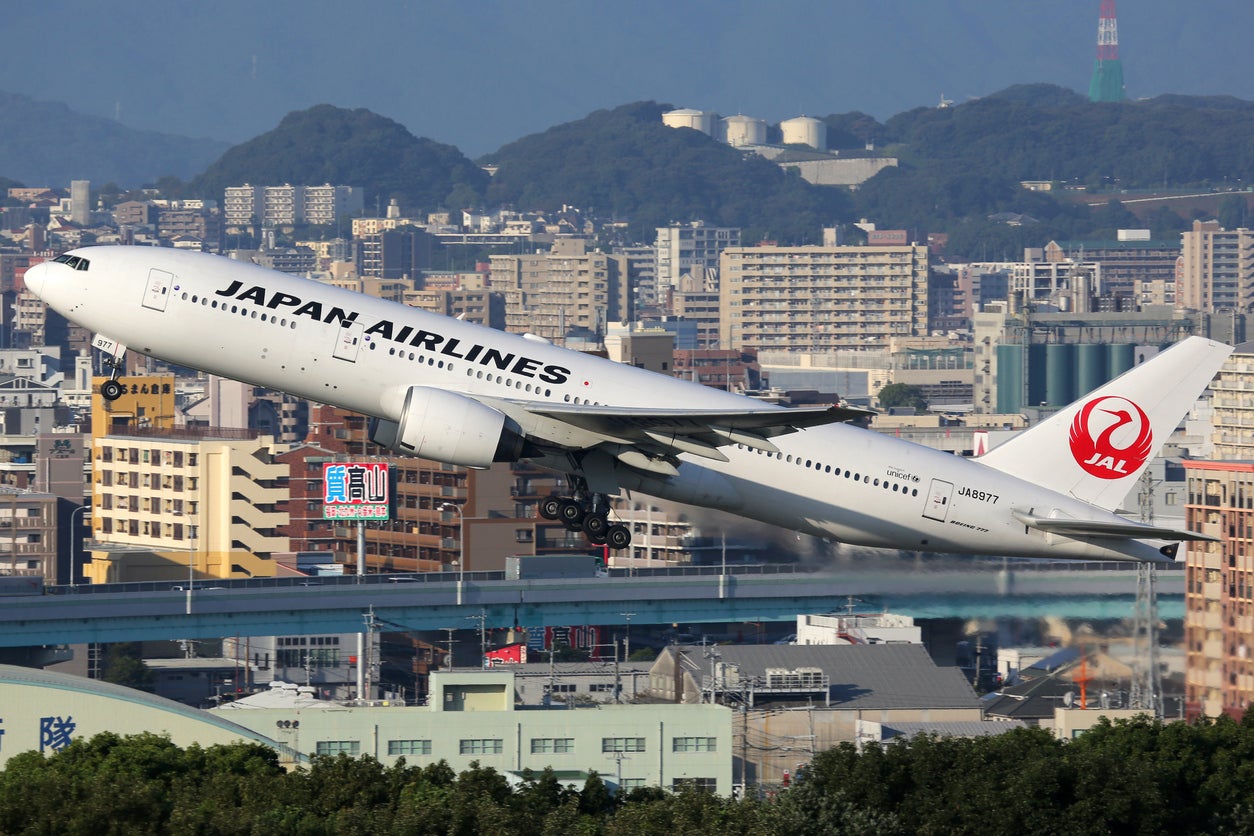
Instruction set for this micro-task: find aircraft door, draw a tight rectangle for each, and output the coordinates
[922,478,954,522]
[333,321,364,362]
[142,269,174,312]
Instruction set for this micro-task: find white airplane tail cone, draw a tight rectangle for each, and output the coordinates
[978,336,1233,511]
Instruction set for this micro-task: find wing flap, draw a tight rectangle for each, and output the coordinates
[523,402,871,440]
[1012,511,1217,542]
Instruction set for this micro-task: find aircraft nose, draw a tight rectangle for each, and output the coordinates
[24,262,48,298]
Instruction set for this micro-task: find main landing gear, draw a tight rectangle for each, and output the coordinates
[539,487,632,550]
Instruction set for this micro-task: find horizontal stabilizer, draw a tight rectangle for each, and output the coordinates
[1012,510,1217,542]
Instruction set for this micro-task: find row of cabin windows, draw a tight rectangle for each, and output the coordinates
[737,444,921,498]
[183,292,299,329]
[183,289,611,406]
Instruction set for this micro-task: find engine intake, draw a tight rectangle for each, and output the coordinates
[369,386,525,468]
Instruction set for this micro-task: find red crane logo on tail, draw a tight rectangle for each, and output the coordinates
[1068,396,1153,480]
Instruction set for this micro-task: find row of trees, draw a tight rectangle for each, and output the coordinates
[3,712,1254,834]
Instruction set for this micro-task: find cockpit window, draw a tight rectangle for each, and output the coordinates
[51,254,89,271]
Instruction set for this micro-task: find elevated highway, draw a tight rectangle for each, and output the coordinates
[0,562,1179,647]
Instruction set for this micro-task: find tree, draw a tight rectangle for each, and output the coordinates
[876,383,927,413]
[100,642,154,690]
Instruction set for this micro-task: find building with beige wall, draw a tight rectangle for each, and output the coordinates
[719,242,929,352]
[1178,220,1254,313]
[87,429,290,583]
[489,238,619,344]
[1209,342,1254,459]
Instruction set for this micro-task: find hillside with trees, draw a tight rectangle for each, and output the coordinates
[844,84,1254,258]
[4,714,1254,834]
[483,102,854,244]
[190,105,489,217]
[0,91,228,187]
[8,84,1254,258]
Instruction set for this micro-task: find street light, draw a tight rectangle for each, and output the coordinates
[439,502,464,605]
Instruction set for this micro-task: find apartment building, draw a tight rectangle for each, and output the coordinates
[302,185,363,226]
[1043,235,1179,309]
[489,238,619,343]
[1184,460,1254,720]
[356,228,434,280]
[1178,221,1254,313]
[1209,342,1254,459]
[224,184,363,229]
[0,486,57,581]
[655,222,739,300]
[87,428,290,583]
[719,242,929,351]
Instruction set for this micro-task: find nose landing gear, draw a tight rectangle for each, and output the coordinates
[100,378,125,401]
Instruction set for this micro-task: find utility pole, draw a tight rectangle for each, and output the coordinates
[361,607,376,702]
[466,608,488,668]
[1131,467,1162,716]
[619,612,635,660]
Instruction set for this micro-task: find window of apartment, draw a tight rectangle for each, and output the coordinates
[530,738,574,754]
[459,739,503,755]
[672,777,717,793]
[388,739,432,756]
[602,737,645,753]
[544,683,576,694]
[315,741,360,757]
[672,737,717,753]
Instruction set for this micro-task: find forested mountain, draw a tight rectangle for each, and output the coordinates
[842,84,1254,258]
[0,91,228,187]
[483,102,852,243]
[190,106,489,215]
[8,85,1254,257]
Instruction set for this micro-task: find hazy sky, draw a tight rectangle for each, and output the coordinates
[5,1,1252,158]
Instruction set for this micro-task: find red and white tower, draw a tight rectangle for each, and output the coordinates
[1088,0,1126,102]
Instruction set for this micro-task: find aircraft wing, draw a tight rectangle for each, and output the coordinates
[1012,511,1218,542]
[520,402,873,465]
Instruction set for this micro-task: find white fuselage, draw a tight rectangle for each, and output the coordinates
[30,247,1168,562]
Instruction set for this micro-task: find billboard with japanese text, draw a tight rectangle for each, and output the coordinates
[322,462,391,520]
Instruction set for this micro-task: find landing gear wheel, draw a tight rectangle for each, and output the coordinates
[539,495,562,520]
[588,530,608,546]
[101,379,125,401]
[582,514,609,539]
[558,499,585,527]
[606,524,632,550]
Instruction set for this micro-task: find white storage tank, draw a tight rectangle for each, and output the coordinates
[780,116,827,151]
[722,114,767,147]
[662,108,715,137]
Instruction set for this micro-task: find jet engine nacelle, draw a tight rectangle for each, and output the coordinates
[370,386,525,468]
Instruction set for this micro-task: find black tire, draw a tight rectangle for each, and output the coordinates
[539,495,562,520]
[588,530,608,546]
[558,499,585,526]
[101,379,125,401]
[606,524,632,550]
[582,514,609,538]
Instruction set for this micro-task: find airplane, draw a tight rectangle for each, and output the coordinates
[25,246,1233,563]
